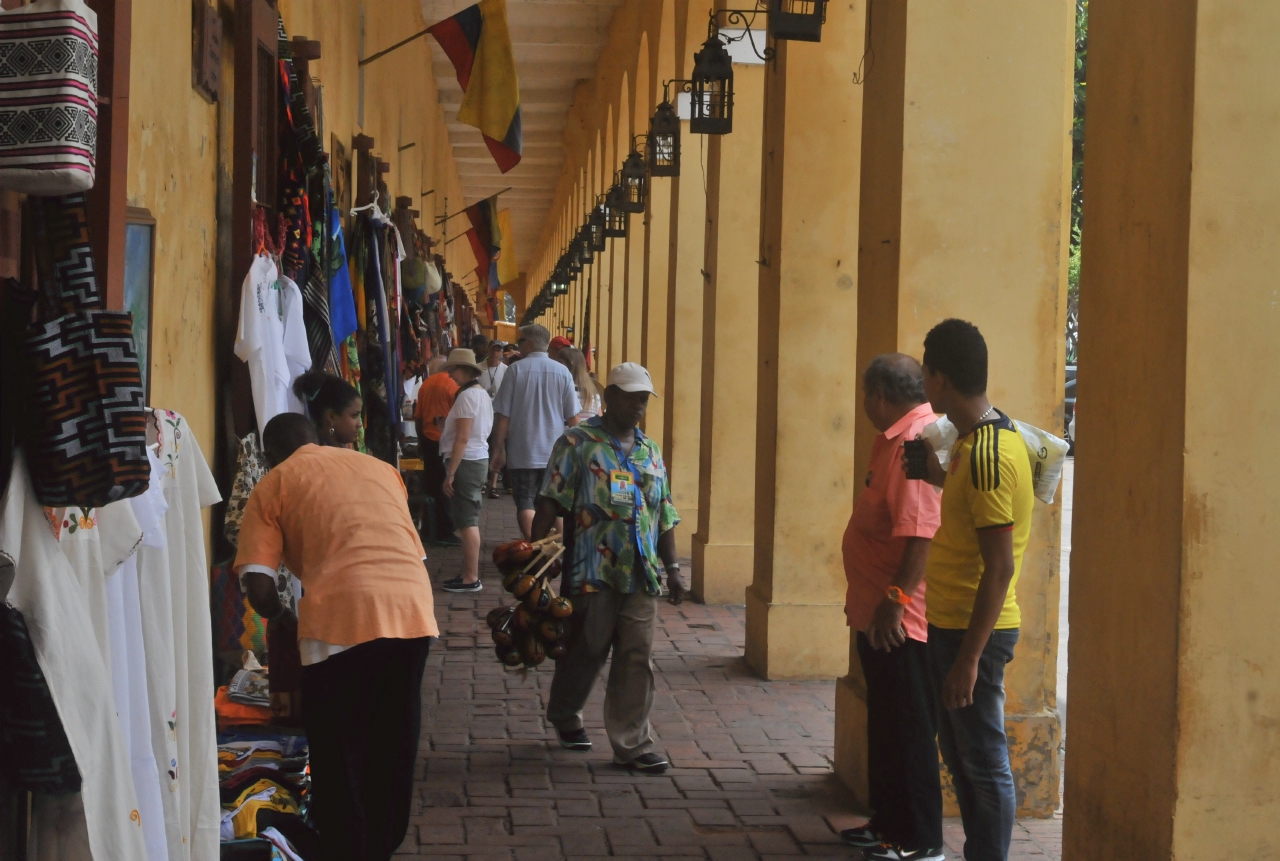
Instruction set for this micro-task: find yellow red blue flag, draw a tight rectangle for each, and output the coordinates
[428,0,523,172]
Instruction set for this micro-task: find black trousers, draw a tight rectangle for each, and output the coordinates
[857,632,944,850]
[301,637,431,861]
[420,437,455,538]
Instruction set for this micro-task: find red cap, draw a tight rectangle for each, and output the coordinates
[549,336,573,351]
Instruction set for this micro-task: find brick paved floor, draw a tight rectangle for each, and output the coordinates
[402,498,1063,860]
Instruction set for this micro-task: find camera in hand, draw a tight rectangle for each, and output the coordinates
[903,439,930,480]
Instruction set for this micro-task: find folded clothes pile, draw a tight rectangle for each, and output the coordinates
[217,729,318,861]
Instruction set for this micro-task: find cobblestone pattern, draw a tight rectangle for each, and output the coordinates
[402,498,1061,860]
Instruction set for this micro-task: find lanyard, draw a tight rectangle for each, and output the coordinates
[601,428,659,592]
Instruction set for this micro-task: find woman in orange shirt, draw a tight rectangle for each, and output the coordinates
[237,413,438,861]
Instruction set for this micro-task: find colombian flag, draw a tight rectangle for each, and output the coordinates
[429,0,523,173]
[464,195,502,294]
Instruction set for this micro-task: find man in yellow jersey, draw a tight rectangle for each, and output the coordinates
[911,319,1033,861]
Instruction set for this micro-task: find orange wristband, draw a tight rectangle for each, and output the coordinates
[886,586,912,606]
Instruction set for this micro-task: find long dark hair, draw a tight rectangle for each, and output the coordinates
[293,371,360,426]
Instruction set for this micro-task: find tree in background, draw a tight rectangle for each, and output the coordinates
[1067,0,1087,363]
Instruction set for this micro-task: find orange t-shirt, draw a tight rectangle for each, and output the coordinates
[234,445,438,645]
[413,372,459,441]
[842,402,942,642]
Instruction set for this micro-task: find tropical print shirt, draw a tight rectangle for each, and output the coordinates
[539,417,680,596]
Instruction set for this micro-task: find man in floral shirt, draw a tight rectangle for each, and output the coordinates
[532,363,682,773]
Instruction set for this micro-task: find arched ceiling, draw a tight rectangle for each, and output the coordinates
[418,0,626,272]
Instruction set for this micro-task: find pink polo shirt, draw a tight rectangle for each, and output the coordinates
[842,402,942,642]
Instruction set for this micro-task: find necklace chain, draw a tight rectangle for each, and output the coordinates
[976,405,995,424]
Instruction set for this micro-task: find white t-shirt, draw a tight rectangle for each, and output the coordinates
[233,256,311,437]
[441,384,494,462]
[577,389,602,423]
[479,362,507,398]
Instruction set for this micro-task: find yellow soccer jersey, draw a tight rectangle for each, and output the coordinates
[924,411,1033,630]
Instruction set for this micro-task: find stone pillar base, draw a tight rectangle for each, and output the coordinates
[743,585,849,680]
[690,536,752,604]
[835,668,1062,819]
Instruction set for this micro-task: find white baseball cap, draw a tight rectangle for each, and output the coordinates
[607,362,656,395]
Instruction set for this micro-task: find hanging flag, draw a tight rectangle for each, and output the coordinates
[428,0,523,173]
[463,195,502,294]
[496,208,519,285]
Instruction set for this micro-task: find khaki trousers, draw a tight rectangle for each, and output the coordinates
[546,588,658,761]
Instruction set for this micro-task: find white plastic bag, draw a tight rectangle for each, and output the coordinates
[920,415,1069,503]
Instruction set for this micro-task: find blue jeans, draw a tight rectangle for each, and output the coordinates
[927,626,1019,861]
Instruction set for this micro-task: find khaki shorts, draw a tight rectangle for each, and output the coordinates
[447,458,488,529]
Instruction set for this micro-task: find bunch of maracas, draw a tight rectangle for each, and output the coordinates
[487,535,573,669]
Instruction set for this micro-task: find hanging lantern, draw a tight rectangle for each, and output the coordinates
[690,35,733,135]
[619,149,647,213]
[603,185,629,238]
[567,252,582,277]
[648,98,681,177]
[589,204,608,251]
[574,227,594,264]
[767,0,826,42]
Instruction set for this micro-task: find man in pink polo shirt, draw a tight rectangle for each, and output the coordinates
[840,354,945,861]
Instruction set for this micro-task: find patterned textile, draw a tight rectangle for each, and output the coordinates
[211,563,268,659]
[30,191,98,314]
[540,417,680,596]
[301,253,337,372]
[223,431,295,610]
[0,0,99,195]
[0,605,81,793]
[23,308,149,507]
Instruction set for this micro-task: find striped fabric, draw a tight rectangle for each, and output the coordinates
[0,0,99,195]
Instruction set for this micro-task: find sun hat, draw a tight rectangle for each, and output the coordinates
[607,362,656,395]
[444,348,484,373]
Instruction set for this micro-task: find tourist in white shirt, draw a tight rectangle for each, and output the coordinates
[479,340,508,398]
[557,347,603,423]
[439,348,494,593]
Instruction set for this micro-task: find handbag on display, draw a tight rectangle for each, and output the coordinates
[0,0,99,195]
[21,193,149,508]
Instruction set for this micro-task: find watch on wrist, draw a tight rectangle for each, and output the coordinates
[665,563,681,574]
[886,586,912,606]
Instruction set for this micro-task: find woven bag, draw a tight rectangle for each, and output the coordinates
[0,0,98,195]
[21,193,148,507]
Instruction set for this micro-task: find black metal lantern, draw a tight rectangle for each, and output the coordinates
[603,184,629,238]
[589,204,608,251]
[619,148,648,213]
[690,35,733,135]
[648,96,681,177]
[550,268,569,296]
[574,228,594,264]
[767,0,826,42]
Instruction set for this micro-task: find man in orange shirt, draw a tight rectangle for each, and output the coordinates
[414,355,459,543]
[237,414,439,861]
[840,354,945,861]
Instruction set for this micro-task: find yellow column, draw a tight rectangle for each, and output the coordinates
[1065,2,1280,856]
[642,174,672,452]
[831,0,1074,816]
[624,208,646,363]
[661,129,707,558]
[746,5,864,680]
[691,63,763,605]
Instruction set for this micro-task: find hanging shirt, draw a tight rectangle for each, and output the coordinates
[234,256,311,438]
[539,418,679,596]
[234,445,439,648]
[139,410,224,861]
[328,206,359,346]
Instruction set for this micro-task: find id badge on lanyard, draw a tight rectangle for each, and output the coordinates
[610,470,635,508]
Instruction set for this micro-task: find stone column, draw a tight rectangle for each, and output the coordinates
[831,0,1074,817]
[1065,1,1280,856]
[643,174,673,452]
[661,137,707,558]
[691,63,763,604]
[747,4,865,680]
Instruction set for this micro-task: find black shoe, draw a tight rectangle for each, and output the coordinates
[556,728,591,751]
[841,826,882,849]
[862,845,945,861]
[614,752,669,773]
[441,578,482,593]
[486,488,501,499]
